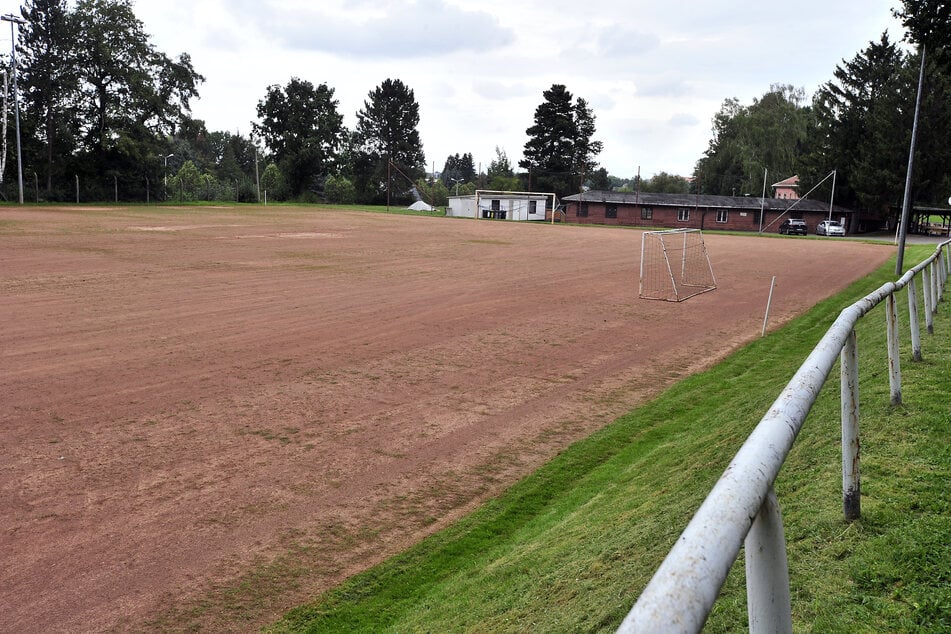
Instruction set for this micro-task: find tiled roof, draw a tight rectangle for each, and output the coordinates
[563,190,852,214]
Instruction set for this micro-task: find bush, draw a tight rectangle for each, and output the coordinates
[324,175,356,204]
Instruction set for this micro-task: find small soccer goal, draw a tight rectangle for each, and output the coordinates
[639,228,717,301]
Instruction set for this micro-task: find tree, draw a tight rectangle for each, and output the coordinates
[173,159,200,200]
[487,146,513,179]
[353,78,425,204]
[415,178,448,207]
[17,0,78,198]
[909,53,951,205]
[253,78,345,197]
[72,0,202,160]
[260,163,286,200]
[640,172,690,194]
[486,146,520,191]
[892,1,951,204]
[694,85,811,196]
[520,84,602,198]
[572,98,604,182]
[803,34,910,213]
[894,0,951,68]
[324,174,355,204]
[440,153,476,188]
[16,0,205,199]
[587,167,611,191]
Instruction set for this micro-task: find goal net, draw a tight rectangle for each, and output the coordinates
[639,229,717,301]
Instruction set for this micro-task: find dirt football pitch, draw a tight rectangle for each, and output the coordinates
[0,206,892,631]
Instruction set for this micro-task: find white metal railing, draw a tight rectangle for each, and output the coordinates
[617,239,951,633]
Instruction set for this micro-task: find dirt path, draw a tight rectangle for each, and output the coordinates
[0,207,892,631]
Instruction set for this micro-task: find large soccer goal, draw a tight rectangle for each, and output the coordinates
[639,228,717,301]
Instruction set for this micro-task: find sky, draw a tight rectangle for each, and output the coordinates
[5,1,907,179]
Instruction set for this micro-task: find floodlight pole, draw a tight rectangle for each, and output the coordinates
[2,13,26,205]
[896,45,926,275]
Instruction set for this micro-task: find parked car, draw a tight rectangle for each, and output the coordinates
[816,220,846,236]
[779,218,807,235]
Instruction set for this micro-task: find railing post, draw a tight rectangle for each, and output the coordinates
[745,488,792,634]
[931,260,940,314]
[940,247,948,297]
[886,292,902,405]
[907,276,922,362]
[841,328,861,520]
[937,254,946,303]
[922,264,934,335]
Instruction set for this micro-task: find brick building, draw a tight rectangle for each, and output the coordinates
[562,191,860,234]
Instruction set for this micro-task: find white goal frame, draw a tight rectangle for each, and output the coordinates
[639,228,717,301]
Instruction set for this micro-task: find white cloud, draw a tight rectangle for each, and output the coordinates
[271,0,515,58]
[669,113,699,127]
[116,0,905,177]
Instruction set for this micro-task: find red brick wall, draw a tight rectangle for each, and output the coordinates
[566,202,831,234]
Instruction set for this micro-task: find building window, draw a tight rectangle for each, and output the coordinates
[716,210,728,223]
[606,204,618,219]
[578,203,589,217]
[641,206,653,220]
[491,199,501,211]
[678,209,690,222]
[529,200,537,214]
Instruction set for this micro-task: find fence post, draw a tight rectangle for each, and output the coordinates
[886,292,902,405]
[907,276,922,362]
[745,487,792,634]
[841,328,861,520]
[931,260,940,314]
[940,246,949,295]
[924,263,935,335]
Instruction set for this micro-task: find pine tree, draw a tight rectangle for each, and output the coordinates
[353,78,425,204]
[520,84,574,196]
[804,34,909,212]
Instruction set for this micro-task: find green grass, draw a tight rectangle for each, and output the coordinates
[265,244,949,633]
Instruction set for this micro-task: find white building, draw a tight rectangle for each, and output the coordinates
[447,192,550,221]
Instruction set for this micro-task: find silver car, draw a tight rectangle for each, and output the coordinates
[816,220,846,236]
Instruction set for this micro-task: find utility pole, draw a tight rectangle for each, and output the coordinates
[2,13,26,205]
[896,45,926,275]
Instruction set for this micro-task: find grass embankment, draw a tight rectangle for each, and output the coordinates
[270,245,950,633]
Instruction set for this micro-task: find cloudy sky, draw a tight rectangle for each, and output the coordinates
[7,1,907,178]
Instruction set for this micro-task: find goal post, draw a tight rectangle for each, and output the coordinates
[639,228,717,301]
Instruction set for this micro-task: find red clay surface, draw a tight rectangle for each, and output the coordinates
[0,206,892,631]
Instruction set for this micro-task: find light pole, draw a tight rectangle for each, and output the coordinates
[163,153,174,200]
[451,177,463,196]
[896,45,926,275]
[2,13,26,205]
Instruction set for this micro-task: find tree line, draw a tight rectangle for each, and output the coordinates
[3,0,604,205]
[694,0,951,215]
[4,0,947,212]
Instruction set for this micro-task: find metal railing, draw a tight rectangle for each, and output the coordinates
[617,239,951,633]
